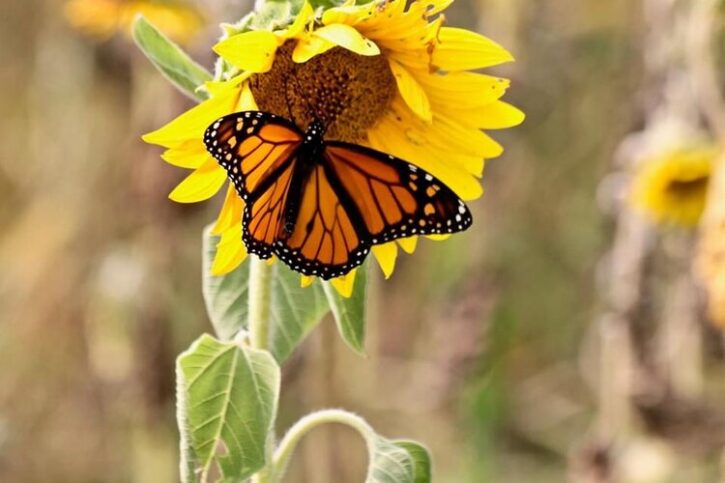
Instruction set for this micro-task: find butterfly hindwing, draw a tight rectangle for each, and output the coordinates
[323,142,473,244]
[272,163,371,279]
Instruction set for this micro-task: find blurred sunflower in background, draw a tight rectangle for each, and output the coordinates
[143,0,524,296]
[630,146,719,227]
[65,0,204,44]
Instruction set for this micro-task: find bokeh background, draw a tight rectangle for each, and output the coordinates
[2,0,725,481]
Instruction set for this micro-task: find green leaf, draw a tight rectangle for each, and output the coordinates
[322,263,368,355]
[176,335,280,482]
[202,226,330,362]
[368,438,432,483]
[251,0,300,30]
[132,15,212,102]
[268,263,330,362]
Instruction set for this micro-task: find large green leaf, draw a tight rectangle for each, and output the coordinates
[202,227,330,362]
[322,263,368,355]
[176,335,280,482]
[132,16,212,101]
[368,439,432,483]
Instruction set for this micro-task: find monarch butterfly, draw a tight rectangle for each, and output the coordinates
[204,111,472,279]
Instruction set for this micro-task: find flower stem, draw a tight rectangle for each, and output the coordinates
[270,409,376,482]
[244,256,273,350]
[245,256,274,483]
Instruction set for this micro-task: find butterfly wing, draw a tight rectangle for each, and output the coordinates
[204,111,305,259]
[323,142,473,244]
[274,142,473,279]
[204,111,303,201]
[274,162,371,279]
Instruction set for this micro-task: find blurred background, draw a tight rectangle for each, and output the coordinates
[1,0,725,481]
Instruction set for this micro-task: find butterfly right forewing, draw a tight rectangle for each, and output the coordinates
[323,142,473,245]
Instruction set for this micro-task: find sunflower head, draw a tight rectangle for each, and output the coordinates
[143,0,524,295]
[630,146,719,227]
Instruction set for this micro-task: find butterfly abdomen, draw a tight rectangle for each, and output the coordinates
[278,126,324,237]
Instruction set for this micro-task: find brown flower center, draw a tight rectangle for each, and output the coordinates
[666,176,709,198]
[249,41,396,142]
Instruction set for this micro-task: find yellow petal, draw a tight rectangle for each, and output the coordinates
[433,114,504,159]
[282,1,314,38]
[204,72,253,97]
[330,269,357,298]
[322,0,379,26]
[142,87,241,147]
[312,24,380,57]
[432,27,514,71]
[211,224,247,275]
[397,236,418,254]
[425,0,454,16]
[300,275,315,288]
[321,5,369,26]
[366,114,483,200]
[293,34,336,63]
[354,0,413,34]
[161,140,209,169]
[449,101,526,130]
[213,185,244,235]
[213,30,281,73]
[415,71,510,108]
[386,97,487,175]
[389,60,432,122]
[169,158,228,203]
[427,234,451,241]
[372,243,398,279]
[238,81,259,110]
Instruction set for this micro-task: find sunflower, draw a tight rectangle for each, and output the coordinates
[65,0,203,45]
[630,146,718,227]
[143,0,524,296]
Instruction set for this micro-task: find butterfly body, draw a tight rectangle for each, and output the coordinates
[204,111,473,279]
[279,119,326,236]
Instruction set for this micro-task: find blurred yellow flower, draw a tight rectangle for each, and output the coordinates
[631,147,718,227]
[144,0,524,296]
[65,0,203,45]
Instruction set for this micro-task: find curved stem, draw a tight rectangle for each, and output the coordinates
[270,409,376,482]
[244,256,273,349]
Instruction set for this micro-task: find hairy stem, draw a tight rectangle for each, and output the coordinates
[244,256,273,350]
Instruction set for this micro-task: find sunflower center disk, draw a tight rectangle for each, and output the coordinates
[249,42,396,142]
[665,176,709,198]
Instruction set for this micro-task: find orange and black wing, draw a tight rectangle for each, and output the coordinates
[323,142,472,245]
[272,163,371,279]
[204,111,303,201]
[204,111,304,259]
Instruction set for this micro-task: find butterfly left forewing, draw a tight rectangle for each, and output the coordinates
[323,142,473,244]
[204,111,303,200]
